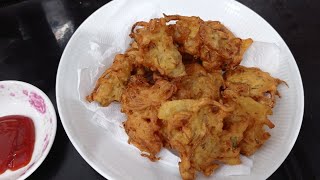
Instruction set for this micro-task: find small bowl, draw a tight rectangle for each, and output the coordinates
[0,81,57,180]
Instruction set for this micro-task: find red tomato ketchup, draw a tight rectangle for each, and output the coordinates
[0,115,35,174]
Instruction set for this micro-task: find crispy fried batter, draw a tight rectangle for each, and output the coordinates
[199,21,253,70]
[223,89,275,156]
[164,15,253,71]
[214,119,250,165]
[86,54,133,106]
[158,99,231,179]
[165,15,204,56]
[223,63,278,156]
[173,63,224,101]
[122,76,177,160]
[225,65,284,107]
[87,14,285,180]
[130,18,186,77]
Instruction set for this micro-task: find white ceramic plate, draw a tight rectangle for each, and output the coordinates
[56,0,304,179]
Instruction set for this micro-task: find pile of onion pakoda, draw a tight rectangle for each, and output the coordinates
[87,15,284,180]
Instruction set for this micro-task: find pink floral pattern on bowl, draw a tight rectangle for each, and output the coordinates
[28,92,46,114]
[23,89,29,96]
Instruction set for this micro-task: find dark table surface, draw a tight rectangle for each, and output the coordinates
[0,0,319,179]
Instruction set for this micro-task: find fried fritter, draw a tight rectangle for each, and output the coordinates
[158,99,231,179]
[223,90,275,156]
[122,76,177,160]
[191,104,232,177]
[222,66,281,157]
[217,120,249,165]
[165,15,253,71]
[166,15,204,56]
[199,21,253,70]
[191,106,249,175]
[225,66,284,107]
[130,18,186,77]
[86,54,133,106]
[173,63,224,101]
[87,14,285,180]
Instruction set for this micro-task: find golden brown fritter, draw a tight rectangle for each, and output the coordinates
[164,15,253,71]
[158,99,231,180]
[165,15,204,56]
[224,65,277,157]
[86,41,144,107]
[216,119,249,165]
[173,63,224,101]
[87,14,285,180]
[86,54,133,106]
[223,89,275,156]
[225,65,284,107]
[199,21,253,71]
[121,76,176,161]
[130,18,186,77]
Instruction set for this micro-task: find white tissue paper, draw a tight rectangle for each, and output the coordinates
[77,0,281,177]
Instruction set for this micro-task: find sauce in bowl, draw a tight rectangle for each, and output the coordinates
[0,115,35,174]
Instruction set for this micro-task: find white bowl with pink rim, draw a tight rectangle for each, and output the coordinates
[0,80,57,180]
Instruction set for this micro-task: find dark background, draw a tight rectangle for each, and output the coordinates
[0,0,318,179]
